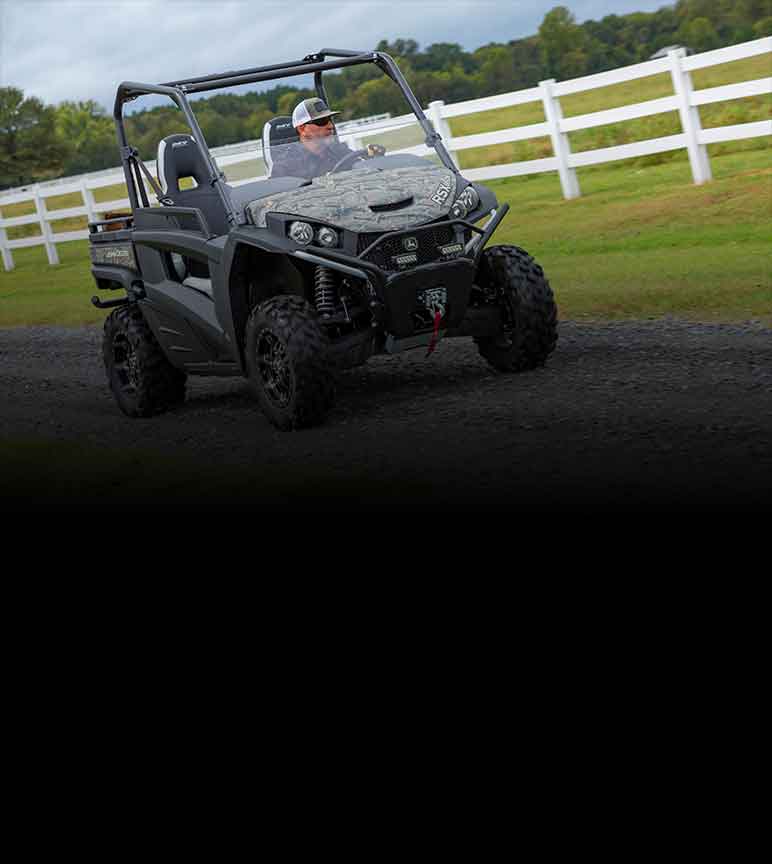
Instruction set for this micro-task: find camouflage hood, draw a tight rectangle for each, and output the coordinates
[245,165,459,233]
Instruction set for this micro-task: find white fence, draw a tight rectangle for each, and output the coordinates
[1,37,769,271]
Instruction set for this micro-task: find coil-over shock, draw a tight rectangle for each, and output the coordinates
[314,266,339,318]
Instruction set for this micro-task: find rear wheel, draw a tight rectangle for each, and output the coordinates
[103,304,186,417]
[245,295,335,430]
[475,245,558,372]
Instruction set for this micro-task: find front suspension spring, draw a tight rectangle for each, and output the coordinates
[314,266,339,317]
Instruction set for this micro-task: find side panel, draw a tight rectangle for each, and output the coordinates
[133,239,167,284]
[132,227,235,370]
[139,299,214,368]
[140,283,233,368]
[217,228,307,372]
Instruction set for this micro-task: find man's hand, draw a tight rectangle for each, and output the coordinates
[366,143,386,158]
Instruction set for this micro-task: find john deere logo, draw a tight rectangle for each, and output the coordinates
[403,237,418,251]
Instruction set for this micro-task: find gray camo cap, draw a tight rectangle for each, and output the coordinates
[292,98,341,128]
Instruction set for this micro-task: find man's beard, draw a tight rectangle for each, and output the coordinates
[306,132,336,155]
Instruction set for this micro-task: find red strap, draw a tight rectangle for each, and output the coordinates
[425,308,442,357]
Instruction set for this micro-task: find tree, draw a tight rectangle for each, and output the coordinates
[679,16,721,51]
[347,77,406,118]
[473,45,518,95]
[539,6,590,79]
[509,36,547,88]
[3,2,768,183]
[244,107,274,140]
[125,103,191,161]
[375,38,419,59]
[416,43,474,74]
[55,100,118,174]
[675,0,715,22]
[0,87,67,188]
[195,108,241,148]
[753,16,772,36]
[277,91,301,116]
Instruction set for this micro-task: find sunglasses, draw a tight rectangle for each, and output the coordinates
[308,116,334,127]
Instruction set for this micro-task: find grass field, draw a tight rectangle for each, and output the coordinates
[2,148,769,327]
[1,53,769,239]
[450,53,772,170]
[1,49,770,327]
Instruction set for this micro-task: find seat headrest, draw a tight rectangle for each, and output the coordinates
[157,133,211,195]
[262,116,300,175]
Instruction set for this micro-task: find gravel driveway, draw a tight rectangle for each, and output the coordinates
[1,319,770,510]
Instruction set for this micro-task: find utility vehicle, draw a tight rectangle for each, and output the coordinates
[90,49,557,428]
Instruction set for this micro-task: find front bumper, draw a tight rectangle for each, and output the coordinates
[380,258,476,337]
[291,206,509,338]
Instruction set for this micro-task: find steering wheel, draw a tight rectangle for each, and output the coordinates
[328,149,369,175]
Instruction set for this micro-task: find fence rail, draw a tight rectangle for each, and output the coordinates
[1,37,770,271]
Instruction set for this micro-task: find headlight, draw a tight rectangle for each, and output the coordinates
[289,221,313,245]
[317,226,339,248]
[450,186,480,219]
[460,185,480,211]
[450,200,467,219]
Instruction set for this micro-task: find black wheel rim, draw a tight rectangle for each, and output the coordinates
[112,333,140,393]
[256,329,292,407]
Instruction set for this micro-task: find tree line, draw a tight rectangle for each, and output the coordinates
[1,0,770,189]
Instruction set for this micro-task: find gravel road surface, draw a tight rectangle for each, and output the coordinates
[1,319,770,510]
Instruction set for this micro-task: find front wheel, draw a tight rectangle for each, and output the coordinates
[475,245,558,372]
[244,295,335,430]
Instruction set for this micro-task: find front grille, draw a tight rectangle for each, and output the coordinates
[358,225,460,271]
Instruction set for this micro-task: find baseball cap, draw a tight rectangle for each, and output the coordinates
[292,98,341,128]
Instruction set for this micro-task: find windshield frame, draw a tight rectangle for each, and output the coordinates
[113,50,457,217]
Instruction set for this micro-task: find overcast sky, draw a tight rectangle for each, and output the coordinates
[1,0,672,110]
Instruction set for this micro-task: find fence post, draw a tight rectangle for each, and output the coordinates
[0,206,14,271]
[429,100,459,168]
[539,79,581,199]
[668,48,712,184]
[80,178,97,225]
[33,185,60,266]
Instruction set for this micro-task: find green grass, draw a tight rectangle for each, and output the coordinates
[487,148,772,322]
[450,53,771,170]
[2,148,770,327]
[0,241,109,326]
[2,52,768,241]
[2,51,771,326]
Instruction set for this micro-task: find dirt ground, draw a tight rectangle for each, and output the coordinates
[1,318,770,511]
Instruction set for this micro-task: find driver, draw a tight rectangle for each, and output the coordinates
[275,98,382,179]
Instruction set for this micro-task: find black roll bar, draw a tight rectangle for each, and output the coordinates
[114,81,238,223]
[162,49,372,90]
[113,50,458,221]
[162,55,375,95]
[164,58,320,88]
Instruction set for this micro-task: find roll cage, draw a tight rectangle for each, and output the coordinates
[113,49,457,227]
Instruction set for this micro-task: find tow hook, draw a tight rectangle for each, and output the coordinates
[422,290,446,358]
